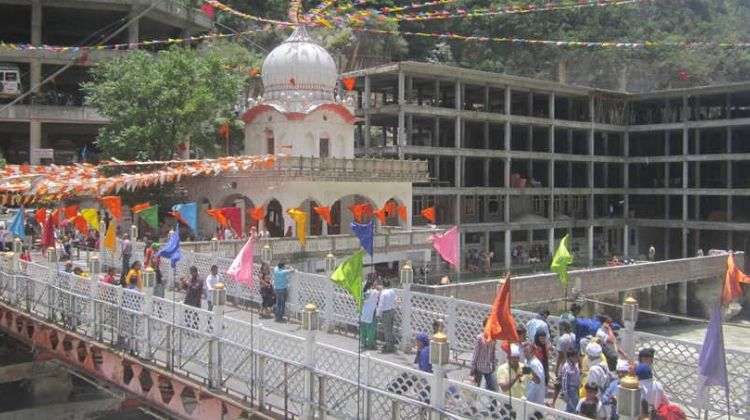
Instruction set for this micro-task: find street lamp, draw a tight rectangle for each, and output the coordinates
[623,296,639,323]
[617,374,641,420]
[88,255,101,275]
[210,237,219,252]
[213,282,227,307]
[324,253,336,273]
[12,238,21,253]
[261,243,273,264]
[400,263,413,285]
[622,296,639,362]
[143,267,156,290]
[302,303,319,331]
[47,247,57,263]
[130,224,138,241]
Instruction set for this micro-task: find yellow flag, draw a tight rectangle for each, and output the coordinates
[103,220,116,252]
[80,208,100,231]
[286,208,307,247]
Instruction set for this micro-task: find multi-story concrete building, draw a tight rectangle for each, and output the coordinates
[345,62,750,269]
[0,0,210,164]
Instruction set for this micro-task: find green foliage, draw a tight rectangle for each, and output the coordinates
[84,45,247,161]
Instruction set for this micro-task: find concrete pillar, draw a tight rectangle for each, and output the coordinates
[548,228,555,259]
[454,194,461,225]
[29,121,42,165]
[128,7,140,45]
[663,228,670,260]
[397,70,406,159]
[677,282,688,315]
[455,156,462,188]
[363,76,371,148]
[31,0,42,45]
[505,230,511,269]
[587,225,594,265]
[623,224,630,258]
[681,96,689,258]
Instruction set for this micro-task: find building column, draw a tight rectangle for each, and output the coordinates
[587,225,594,266]
[29,121,42,165]
[31,0,42,45]
[504,230,511,270]
[455,156,462,188]
[30,59,41,94]
[397,70,406,159]
[677,282,688,314]
[548,228,555,259]
[623,224,630,258]
[681,95,689,258]
[128,7,140,45]
[454,194,461,225]
[363,76,371,148]
[663,228,670,260]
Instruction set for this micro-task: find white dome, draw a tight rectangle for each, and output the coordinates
[262,26,337,102]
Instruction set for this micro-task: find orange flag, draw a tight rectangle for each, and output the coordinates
[421,206,436,223]
[398,205,408,222]
[207,208,228,227]
[342,77,356,91]
[132,202,151,213]
[247,207,265,221]
[384,200,396,216]
[483,274,519,342]
[35,208,47,224]
[99,196,122,220]
[373,207,387,224]
[722,253,750,304]
[349,204,365,222]
[72,215,89,235]
[63,204,79,219]
[313,206,332,225]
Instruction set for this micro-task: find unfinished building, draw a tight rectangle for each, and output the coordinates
[344,62,750,269]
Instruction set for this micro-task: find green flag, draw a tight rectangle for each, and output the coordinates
[137,205,159,229]
[330,249,364,311]
[551,234,574,285]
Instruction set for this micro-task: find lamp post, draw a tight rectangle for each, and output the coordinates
[301,303,319,419]
[617,374,641,420]
[88,255,101,276]
[429,331,449,420]
[622,296,639,361]
[400,263,413,286]
[210,237,219,252]
[130,224,138,241]
[209,282,226,389]
[47,247,57,263]
[143,267,156,294]
[12,238,21,253]
[324,253,336,273]
[261,243,273,264]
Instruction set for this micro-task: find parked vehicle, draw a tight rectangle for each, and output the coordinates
[0,63,21,99]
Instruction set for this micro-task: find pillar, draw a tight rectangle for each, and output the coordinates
[548,228,555,259]
[397,69,405,159]
[31,0,42,45]
[363,76,371,148]
[623,224,630,258]
[504,230,511,270]
[587,225,594,266]
[29,121,42,165]
[677,282,688,315]
[128,7,140,45]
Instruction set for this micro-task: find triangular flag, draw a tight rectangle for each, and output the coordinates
[221,207,242,236]
[156,227,181,269]
[398,205,407,222]
[34,208,46,224]
[342,77,356,91]
[227,237,254,287]
[9,208,25,239]
[373,207,387,224]
[138,205,159,229]
[207,208,229,227]
[287,208,308,247]
[99,196,122,220]
[349,203,365,223]
[421,206,436,223]
[72,215,89,235]
[132,202,151,213]
[103,220,117,252]
[384,201,396,217]
[172,203,197,233]
[351,221,374,256]
[63,204,79,219]
[314,206,332,225]
[483,274,519,342]
[696,300,730,407]
[428,226,459,270]
[721,252,750,304]
[551,234,574,285]
[247,207,264,221]
[51,209,60,227]
[80,208,100,231]
[330,249,364,311]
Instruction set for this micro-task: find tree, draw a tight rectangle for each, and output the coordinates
[84,45,247,161]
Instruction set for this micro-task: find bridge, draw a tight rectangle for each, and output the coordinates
[0,242,747,419]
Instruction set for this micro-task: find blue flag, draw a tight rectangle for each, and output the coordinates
[172,202,197,234]
[696,300,730,405]
[156,228,182,269]
[9,208,25,240]
[350,221,374,256]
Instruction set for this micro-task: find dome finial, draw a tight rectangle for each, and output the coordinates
[288,0,302,24]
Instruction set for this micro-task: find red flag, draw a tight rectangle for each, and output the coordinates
[398,205,407,222]
[220,207,242,235]
[42,214,55,248]
[72,215,89,235]
[132,202,151,213]
[200,4,215,17]
[51,209,60,227]
[342,77,356,91]
[349,203,365,222]
[99,196,122,220]
[722,253,750,304]
[373,207,387,224]
[362,203,373,217]
[35,208,47,224]
[314,206,332,225]
[63,204,79,219]
[206,208,228,227]
[421,206,436,223]
[247,207,264,221]
[483,274,519,342]
[169,211,187,226]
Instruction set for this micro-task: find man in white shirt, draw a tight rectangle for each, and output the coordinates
[376,279,397,353]
[585,342,611,400]
[523,342,546,404]
[224,227,234,240]
[205,265,220,311]
[526,310,550,342]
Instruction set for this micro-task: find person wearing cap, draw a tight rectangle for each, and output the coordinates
[635,363,669,414]
[584,342,609,399]
[523,342,546,404]
[414,333,432,373]
[526,309,550,343]
[602,359,631,420]
[638,348,654,366]
[496,343,527,398]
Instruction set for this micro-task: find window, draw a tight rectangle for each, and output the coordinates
[488,196,500,215]
[266,131,274,154]
[413,195,435,215]
[465,196,475,215]
[319,137,329,158]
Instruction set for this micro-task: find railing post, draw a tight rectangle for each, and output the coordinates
[399,283,413,353]
[46,265,56,322]
[622,296,639,361]
[363,353,373,419]
[257,324,266,410]
[143,268,156,359]
[301,304,319,419]
[288,272,301,315]
[324,275,336,333]
[429,331,449,420]
[446,296,457,346]
[209,283,226,389]
[90,279,101,341]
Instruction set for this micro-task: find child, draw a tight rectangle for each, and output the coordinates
[561,351,581,413]
[577,383,603,419]
[100,267,116,284]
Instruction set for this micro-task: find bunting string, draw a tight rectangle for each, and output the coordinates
[203,0,295,26]
[306,0,458,21]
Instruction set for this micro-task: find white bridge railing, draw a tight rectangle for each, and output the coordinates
[21,241,750,419]
[0,254,584,419]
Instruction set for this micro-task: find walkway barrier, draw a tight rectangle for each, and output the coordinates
[49,242,750,418]
[0,256,582,419]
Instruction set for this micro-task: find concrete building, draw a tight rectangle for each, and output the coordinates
[344,61,750,269]
[0,0,211,164]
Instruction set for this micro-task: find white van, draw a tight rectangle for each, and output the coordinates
[0,63,21,99]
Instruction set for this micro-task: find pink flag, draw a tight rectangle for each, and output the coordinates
[428,226,459,270]
[227,237,254,287]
